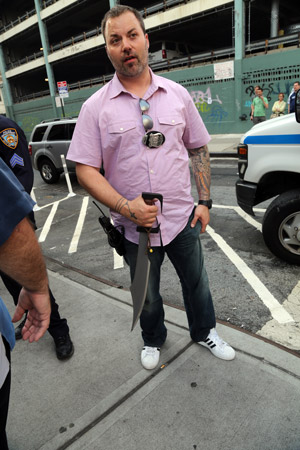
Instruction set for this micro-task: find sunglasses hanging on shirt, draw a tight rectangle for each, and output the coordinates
[139,98,165,148]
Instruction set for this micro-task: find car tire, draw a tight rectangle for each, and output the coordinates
[38,158,61,184]
[262,189,300,265]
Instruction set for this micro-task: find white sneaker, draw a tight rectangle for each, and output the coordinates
[198,328,235,360]
[141,346,160,370]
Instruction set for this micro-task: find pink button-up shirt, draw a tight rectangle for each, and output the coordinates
[67,70,210,246]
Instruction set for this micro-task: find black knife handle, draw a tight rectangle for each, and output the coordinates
[142,192,163,211]
[137,192,163,233]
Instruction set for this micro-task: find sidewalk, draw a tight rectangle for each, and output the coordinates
[4,259,300,450]
[209,134,243,156]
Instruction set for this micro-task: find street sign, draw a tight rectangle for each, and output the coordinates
[55,96,64,108]
[57,80,69,98]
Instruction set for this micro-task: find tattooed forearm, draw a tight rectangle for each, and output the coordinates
[115,197,137,219]
[188,145,211,200]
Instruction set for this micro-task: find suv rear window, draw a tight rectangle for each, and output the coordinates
[48,124,68,141]
[32,125,47,142]
[69,123,76,138]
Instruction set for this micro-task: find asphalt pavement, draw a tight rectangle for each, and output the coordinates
[3,133,300,450]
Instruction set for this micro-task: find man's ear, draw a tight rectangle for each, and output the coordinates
[105,46,110,61]
[145,33,150,49]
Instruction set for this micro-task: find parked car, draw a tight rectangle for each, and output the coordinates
[236,90,300,265]
[29,117,77,184]
[148,40,189,63]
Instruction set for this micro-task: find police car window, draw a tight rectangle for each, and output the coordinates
[32,126,47,142]
[48,124,67,141]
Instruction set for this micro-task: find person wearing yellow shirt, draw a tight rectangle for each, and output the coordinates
[270,93,286,118]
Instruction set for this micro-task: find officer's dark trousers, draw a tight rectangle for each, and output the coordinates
[0,272,69,340]
[0,337,10,450]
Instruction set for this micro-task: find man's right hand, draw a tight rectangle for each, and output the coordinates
[126,195,159,228]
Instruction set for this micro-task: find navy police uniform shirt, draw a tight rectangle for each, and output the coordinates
[0,158,35,350]
[0,115,33,195]
[0,158,35,246]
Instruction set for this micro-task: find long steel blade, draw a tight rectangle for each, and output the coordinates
[130,232,150,331]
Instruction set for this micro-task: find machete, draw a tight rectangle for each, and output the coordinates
[130,192,163,331]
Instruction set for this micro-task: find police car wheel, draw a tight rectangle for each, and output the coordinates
[262,189,300,265]
[39,158,60,184]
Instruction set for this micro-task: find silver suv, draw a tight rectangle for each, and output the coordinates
[29,117,77,184]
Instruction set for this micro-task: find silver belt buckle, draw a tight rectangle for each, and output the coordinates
[142,131,165,148]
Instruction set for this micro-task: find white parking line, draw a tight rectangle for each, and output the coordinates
[38,201,59,243]
[39,196,72,210]
[257,280,300,350]
[234,207,262,232]
[68,196,89,254]
[113,249,124,269]
[30,187,40,211]
[206,224,294,324]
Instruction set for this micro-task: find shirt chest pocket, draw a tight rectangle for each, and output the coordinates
[108,120,137,135]
[102,120,138,161]
[158,115,183,127]
[105,120,138,159]
[158,115,184,138]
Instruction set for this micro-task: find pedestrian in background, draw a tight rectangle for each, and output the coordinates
[270,93,286,118]
[67,5,235,370]
[0,158,51,449]
[288,81,300,114]
[0,115,74,360]
[251,88,268,125]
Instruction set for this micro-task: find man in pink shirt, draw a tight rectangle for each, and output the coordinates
[67,5,235,369]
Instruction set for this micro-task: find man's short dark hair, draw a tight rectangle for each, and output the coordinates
[101,5,146,42]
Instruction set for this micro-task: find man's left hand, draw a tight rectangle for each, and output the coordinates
[190,205,210,233]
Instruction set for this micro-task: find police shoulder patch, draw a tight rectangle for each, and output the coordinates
[0,128,19,149]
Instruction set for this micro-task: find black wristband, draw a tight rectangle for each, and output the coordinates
[198,199,212,209]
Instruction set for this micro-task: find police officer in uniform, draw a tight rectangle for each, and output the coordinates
[0,115,74,360]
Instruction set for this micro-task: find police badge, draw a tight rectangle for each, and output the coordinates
[0,128,18,149]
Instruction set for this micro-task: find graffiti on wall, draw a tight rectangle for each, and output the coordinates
[208,104,228,122]
[19,116,40,135]
[190,87,228,123]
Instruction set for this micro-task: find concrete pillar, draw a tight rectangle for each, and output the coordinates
[234,0,245,60]
[34,0,59,117]
[109,0,119,7]
[270,0,280,38]
[0,45,15,119]
[234,0,245,124]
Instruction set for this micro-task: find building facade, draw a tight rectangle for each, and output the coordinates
[0,0,299,137]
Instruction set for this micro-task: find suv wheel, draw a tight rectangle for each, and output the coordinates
[262,189,300,265]
[38,158,60,184]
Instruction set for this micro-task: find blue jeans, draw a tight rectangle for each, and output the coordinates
[124,210,216,347]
